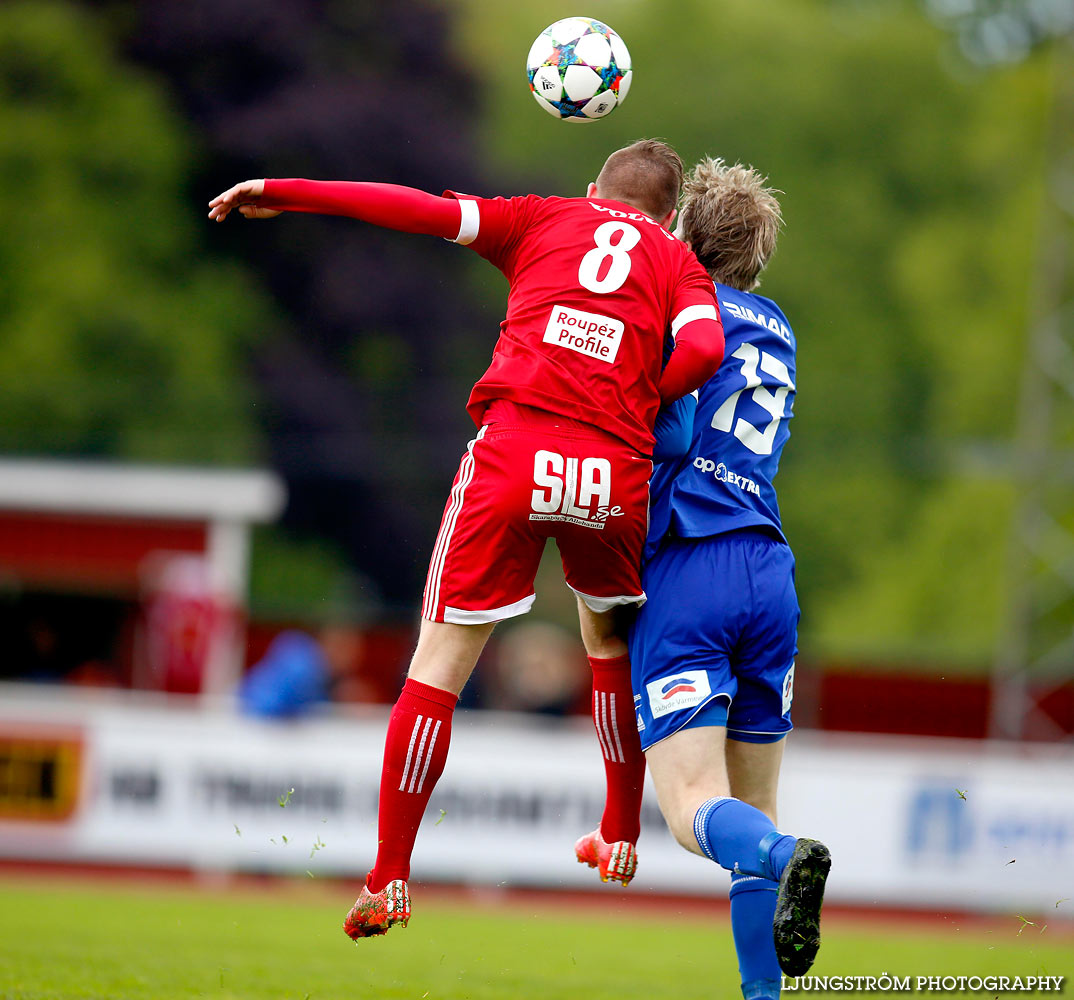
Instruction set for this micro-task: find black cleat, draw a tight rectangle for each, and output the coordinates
[773,838,831,977]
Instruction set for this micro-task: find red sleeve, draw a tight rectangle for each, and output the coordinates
[260,179,463,240]
[442,192,542,271]
[658,265,724,404]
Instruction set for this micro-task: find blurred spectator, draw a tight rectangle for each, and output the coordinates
[22,615,65,682]
[65,658,123,688]
[239,624,364,718]
[485,621,588,716]
[137,554,233,695]
[2,592,130,686]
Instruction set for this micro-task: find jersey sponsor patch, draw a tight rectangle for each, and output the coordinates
[543,304,624,363]
[692,457,762,496]
[646,669,712,719]
[589,200,676,240]
[781,662,795,715]
[721,300,792,344]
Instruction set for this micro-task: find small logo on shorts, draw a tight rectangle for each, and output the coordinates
[634,694,645,732]
[782,662,795,715]
[660,677,697,698]
[646,670,711,719]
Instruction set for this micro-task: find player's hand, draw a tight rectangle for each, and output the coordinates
[207,179,280,222]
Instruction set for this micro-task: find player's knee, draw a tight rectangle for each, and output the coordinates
[671,822,699,853]
[661,802,704,854]
[576,603,631,659]
[585,633,628,660]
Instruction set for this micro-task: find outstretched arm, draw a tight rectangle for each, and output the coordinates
[208,178,463,240]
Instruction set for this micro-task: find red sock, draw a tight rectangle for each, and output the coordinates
[589,654,645,844]
[367,677,457,892]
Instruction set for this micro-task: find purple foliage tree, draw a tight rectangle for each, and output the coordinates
[86,0,499,609]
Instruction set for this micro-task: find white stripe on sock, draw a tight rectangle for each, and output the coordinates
[599,691,622,763]
[694,795,732,860]
[399,715,424,792]
[592,690,613,760]
[609,692,625,763]
[407,716,435,793]
[415,719,442,794]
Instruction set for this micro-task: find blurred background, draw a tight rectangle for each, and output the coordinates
[1,0,1072,922]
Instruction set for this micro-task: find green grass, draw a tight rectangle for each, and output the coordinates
[0,879,1069,999]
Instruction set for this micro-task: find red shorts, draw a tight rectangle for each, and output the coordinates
[421,401,651,624]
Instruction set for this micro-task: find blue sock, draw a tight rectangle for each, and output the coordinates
[693,796,796,880]
[730,872,781,1000]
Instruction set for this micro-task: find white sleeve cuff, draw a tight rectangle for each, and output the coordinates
[670,303,719,340]
[453,199,480,245]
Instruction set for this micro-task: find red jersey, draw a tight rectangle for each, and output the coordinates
[449,193,721,454]
[258,179,723,454]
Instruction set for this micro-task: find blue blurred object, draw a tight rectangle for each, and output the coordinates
[239,630,331,718]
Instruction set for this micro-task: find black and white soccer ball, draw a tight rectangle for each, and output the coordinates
[527,17,632,122]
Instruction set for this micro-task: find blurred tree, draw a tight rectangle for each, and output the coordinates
[81,0,497,611]
[925,0,1073,64]
[0,1,268,463]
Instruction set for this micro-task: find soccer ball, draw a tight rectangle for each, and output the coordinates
[527,17,632,122]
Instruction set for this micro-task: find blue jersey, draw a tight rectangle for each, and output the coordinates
[649,283,796,550]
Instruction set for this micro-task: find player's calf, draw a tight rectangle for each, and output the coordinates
[574,828,638,886]
[772,838,830,976]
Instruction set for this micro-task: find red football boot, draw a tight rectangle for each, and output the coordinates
[574,828,638,886]
[343,878,411,940]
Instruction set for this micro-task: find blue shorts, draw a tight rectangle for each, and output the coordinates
[629,530,798,751]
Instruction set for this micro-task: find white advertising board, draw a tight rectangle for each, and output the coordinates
[1,687,1072,913]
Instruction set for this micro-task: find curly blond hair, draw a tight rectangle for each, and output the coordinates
[678,158,782,290]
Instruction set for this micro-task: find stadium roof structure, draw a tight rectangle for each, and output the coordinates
[0,458,284,523]
[0,458,287,696]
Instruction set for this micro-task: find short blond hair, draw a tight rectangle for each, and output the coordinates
[678,158,782,290]
[595,139,684,221]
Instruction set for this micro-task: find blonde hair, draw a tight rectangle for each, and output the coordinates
[678,158,782,290]
[595,138,684,221]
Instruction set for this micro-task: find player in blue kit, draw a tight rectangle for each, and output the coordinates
[631,159,829,994]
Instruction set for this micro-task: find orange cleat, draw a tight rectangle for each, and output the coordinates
[343,878,411,940]
[574,828,638,886]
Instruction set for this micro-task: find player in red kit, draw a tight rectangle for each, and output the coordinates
[209,140,724,938]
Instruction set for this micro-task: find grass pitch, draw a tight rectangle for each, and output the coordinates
[0,877,1069,999]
